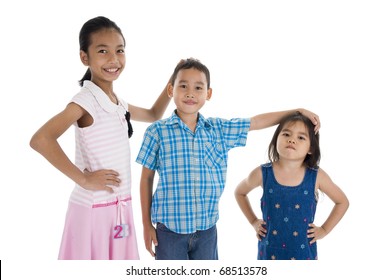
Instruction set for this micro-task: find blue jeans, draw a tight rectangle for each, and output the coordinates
[155,223,218,260]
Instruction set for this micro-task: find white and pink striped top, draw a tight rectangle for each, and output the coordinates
[69,81,132,207]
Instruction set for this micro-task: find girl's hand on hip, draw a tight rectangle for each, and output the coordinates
[307,223,327,244]
[252,219,267,240]
[82,169,121,192]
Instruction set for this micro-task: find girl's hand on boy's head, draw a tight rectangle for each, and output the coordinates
[81,169,121,193]
[252,219,267,241]
[307,223,327,244]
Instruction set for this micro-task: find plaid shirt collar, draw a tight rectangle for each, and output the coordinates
[166,110,213,131]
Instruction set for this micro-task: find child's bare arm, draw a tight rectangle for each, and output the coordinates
[307,168,349,243]
[30,103,119,192]
[249,108,320,133]
[235,167,266,239]
[140,166,158,257]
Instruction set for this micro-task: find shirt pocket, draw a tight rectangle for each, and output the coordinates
[204,141,226,169]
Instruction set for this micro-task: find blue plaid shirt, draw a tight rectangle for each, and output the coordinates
[136,111,251,234]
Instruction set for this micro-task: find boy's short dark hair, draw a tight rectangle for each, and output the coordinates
[170,58,211,89]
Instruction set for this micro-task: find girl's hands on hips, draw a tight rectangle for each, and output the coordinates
[252,219,267,240]
[82,169,121,192]
[307,223,327,244]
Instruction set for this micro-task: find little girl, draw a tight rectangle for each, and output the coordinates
[235,112,349,260]
[30,16,171,259]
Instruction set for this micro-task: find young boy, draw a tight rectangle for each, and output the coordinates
[136,58,320,260]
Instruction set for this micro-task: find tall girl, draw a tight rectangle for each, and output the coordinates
[30,16,171,259]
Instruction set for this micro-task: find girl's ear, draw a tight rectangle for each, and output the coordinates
[80,50,89,66]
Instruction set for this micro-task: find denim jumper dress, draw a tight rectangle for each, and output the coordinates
[258,163,318,260]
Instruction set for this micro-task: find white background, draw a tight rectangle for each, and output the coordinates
[1,0,390,279]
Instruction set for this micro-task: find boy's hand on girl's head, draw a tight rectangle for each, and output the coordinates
[299,108,321,134]
[81,169,121,193]
[252,219,267,241]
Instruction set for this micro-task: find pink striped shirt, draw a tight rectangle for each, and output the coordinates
[69,81,132,207]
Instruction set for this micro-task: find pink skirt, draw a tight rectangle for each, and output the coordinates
[58,197,139,260]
